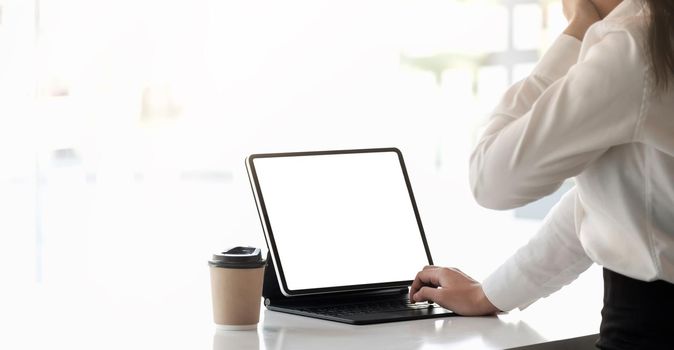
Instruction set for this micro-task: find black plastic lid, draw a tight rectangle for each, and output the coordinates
[208,246,266,269]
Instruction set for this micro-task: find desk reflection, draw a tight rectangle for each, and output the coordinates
[213,328,260,350]
[258,310,546,350]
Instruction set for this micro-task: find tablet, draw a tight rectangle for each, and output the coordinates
[246,148,433,296]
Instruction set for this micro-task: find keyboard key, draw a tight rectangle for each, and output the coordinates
[300,300,439,317]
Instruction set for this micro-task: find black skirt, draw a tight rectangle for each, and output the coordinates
[596,268,674,349]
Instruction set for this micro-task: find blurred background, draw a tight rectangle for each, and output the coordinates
[0,0,598,347]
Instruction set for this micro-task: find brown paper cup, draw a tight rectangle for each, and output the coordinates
[210,265,264,330]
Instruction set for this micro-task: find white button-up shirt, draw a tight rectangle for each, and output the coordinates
[473,0,674,311]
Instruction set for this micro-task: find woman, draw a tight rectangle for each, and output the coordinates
[409,0,674,348]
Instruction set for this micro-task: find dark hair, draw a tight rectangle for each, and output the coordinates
[644,0,674,90]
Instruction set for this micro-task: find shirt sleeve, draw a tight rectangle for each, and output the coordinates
[481,187,593,311]
[469,31,646,210]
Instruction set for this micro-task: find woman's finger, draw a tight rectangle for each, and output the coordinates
[413,286,442,304]
[409,268,442,301]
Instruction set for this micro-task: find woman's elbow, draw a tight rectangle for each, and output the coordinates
[469,159,529,210]
[470,176,524,210]
[470,166,561,210]
[469,141,533,210]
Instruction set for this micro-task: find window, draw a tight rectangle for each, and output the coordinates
[1,0,570,292]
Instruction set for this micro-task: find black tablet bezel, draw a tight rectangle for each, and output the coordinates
[246,147,434,296]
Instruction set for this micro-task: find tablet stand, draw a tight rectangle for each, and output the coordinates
[262,253,410,308]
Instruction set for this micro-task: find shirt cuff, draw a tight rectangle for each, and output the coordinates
[531,34,582,83]
[482,258,542,312]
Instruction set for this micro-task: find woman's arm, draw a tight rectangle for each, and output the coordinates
[409,188,592,314]
[481,187,593,311]
[470,29,646,210]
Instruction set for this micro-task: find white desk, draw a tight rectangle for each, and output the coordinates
[217,305,599,350]
[2,267,603,350]
[218,266,604,349]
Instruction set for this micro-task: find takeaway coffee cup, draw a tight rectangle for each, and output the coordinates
[209,246,266,330]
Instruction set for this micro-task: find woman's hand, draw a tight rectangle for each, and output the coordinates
[562,0,601,40]
[409,266,500,316]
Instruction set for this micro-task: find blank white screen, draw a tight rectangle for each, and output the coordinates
[253,151,430,291]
